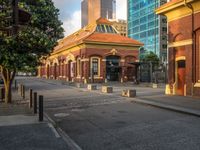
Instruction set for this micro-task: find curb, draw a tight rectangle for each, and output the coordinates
[132,98,200,117]
[44,112,82,150]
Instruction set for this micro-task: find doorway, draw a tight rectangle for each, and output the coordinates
[106,56,121,81]
[176,60,186,95]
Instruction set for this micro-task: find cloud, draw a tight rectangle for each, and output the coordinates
[62,10,81,36]
[52,0,127,36]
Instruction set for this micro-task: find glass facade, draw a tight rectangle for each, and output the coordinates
[128,0,167,60]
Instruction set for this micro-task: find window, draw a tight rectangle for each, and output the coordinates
[91,57,100,76]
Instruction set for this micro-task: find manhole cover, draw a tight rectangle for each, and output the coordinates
[54,113,70,118]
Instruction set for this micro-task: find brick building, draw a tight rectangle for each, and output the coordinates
[38,18,143,83]
[156,0,200,97]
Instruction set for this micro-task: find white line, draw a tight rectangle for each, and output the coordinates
[44,113,82,150]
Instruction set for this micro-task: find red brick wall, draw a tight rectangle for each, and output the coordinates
[168,12,200,97]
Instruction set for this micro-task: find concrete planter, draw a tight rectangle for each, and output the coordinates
[102,86,113,93]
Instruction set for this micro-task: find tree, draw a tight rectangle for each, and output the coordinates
[141,51,159,65]
[0,0,64,103]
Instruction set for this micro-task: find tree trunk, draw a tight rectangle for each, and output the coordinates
[0,66,16,104]
[5,81,12,103]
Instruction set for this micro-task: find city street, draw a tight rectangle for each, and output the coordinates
[18,77,200,150]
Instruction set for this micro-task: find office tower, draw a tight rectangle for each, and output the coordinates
[127,0,168,61]
[81,0,116,27]
[109,19,127,36]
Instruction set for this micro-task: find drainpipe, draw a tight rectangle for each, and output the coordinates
[184,0,195,96]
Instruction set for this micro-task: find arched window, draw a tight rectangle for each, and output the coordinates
[90,57,100,76]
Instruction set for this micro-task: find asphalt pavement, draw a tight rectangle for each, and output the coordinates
[16,77,200,150]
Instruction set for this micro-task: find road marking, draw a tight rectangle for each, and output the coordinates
[45,113,83,150]
[54,113,70,118]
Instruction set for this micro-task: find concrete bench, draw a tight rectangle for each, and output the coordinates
[122,89,136,98]
[102,86,113,93]
[87,84,97,90]
[152,84,158,88]
[75,83,84,88]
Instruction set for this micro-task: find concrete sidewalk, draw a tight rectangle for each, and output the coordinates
[0,89,70,150]
[134,94,200,117]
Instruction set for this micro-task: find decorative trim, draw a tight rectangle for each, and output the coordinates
[194,81,200,87]
[175,56,186,61]
[120,59,125,62]
[168,39,192,48]
[81,58,89,62]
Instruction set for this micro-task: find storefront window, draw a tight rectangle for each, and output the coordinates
[92,58,99,76]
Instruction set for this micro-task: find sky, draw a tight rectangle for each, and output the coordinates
[52,0,127,36]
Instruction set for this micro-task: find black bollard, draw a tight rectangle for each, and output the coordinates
[33,92,37,114]
[29,89,33,108]
[39,95,43,122]
[14,80,17,89]
[20,84,23,97]
[18,84,21,95]
[22,85,25,99]
[0,87,5,101]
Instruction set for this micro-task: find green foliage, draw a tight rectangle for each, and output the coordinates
[141,51,159,64]
[0,0,64,72]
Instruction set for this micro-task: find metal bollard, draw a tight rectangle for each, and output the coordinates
[39,95,43,122]
[22,85,25,99]
[33,92,37,114]
[29,89,33,108]
[0,87,5,101]
[20,84,23,97]
[14,80,17,89]
[18,84,21,95]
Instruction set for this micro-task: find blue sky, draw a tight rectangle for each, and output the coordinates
[52,0,127,36]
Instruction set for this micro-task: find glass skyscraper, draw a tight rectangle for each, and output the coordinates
[127,0,168,61]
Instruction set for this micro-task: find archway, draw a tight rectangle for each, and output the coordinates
[47,64,50,78]
[106,55,121,81]
[68,60,74,81]
[54,63,58,79]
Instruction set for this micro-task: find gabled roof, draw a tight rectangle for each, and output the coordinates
[53,18,143,52]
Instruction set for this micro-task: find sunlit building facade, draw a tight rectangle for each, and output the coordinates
[109,19,127,37]
[38,18,143,83]
[127,0,168,61]
[156,0,200,97]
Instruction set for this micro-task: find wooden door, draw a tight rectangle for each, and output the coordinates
[177,60,186,95]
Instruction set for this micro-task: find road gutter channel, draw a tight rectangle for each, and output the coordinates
[44,112,83,150]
